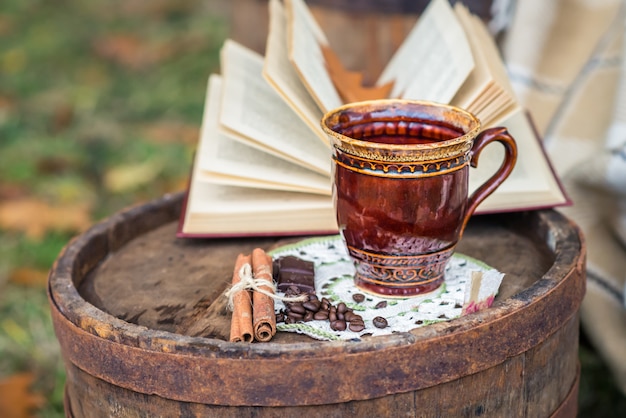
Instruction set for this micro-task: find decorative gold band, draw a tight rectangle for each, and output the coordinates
[334,152,469,178]
[347,245,456,286]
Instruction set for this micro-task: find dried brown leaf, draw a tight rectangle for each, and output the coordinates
[0,183,29,201]
[0,373,45,418]
[49,103,74,134]
[92,34,174,70]
[140,121,199,145]
[0,15,14,36]
[0,197,92,240]
[8,267,49,287]
[35,156,73,175]
[93,34,148,69]
[0,93,15,111]
[103,160,163,193]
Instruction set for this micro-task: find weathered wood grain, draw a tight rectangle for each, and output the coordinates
[49,192,585,417]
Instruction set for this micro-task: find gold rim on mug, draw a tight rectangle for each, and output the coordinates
[321,99,482,163]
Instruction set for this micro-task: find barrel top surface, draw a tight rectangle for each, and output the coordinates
[48,192,586,406]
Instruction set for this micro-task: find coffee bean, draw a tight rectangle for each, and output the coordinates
[302,300,321,312]
[349,322,365,332]
[287,311,304,321]
[289,304,306,315]
[375,301,387,309]
[373,316,388,329]
[350,314,363,323]
[352,293,365,303]
[277,292,372,334]
[313,310,329,320]
[330,319,347,331]
[350,319,365,328]
[328,310,337,322]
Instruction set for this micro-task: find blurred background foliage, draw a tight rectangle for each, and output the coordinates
[1,0,226,415]
[0,0,624,416]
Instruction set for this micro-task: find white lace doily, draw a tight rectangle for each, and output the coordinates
[269,235,504,341]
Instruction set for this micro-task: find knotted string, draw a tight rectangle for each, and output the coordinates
[225,263,308,311]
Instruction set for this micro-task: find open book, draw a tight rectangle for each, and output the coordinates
[178,0,569,238]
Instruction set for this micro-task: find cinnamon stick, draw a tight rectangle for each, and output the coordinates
[229,253,254,343]
[252,248,276,342]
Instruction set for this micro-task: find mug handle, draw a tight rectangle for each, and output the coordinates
[460,127,518,233]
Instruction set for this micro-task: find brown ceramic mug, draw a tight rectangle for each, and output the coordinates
[321,99,517,297]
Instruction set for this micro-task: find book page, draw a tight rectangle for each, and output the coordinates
[377,0,474,103]
[469,109,569,212]
[183,177,336,235]
[264,0,327,144]
[452,6,517,126]
[450,4,494,118]
[286,0,343,113]
[200,75,331,195]
[464,12,518,126]
[183,73,336,236]
[188,183,333,216]
[219,39,331,176]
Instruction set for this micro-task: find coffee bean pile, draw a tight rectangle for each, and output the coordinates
[276,286,367,332]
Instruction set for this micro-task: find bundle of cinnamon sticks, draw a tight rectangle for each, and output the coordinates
[229,248,276,343]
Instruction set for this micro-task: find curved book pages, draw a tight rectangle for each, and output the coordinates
[178,0,570,238]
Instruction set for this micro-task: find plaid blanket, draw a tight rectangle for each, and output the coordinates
[502,0,626,394]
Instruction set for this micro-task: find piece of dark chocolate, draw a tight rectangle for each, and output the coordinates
[274,255,316,294]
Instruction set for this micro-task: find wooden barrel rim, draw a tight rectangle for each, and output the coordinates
[48,193,586,406]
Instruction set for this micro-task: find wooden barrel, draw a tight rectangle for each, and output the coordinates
[49,192,585,417]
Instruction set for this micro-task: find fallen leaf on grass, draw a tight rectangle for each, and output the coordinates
[8,267,49,287]
[2,48,27,74]
[49,103,74,134]
[93,34,146,69]
[93,34,173,70]
[0,183,29,201]
[104,160,163,193]
[0,198,92,240]
[0,15,14,36]
[0,93,15,111]
[35,156,73,175]
[1,319,29,346]
[140,121,199,145]
[0,373,45,418]
[166,176,191,193]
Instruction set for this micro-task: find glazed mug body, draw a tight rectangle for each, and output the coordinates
[321,99,517,297]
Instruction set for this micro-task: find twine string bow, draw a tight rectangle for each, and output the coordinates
[225,263,308,310]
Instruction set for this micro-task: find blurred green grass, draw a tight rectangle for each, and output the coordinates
[0,0,625,416]
[1,0,226,415]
